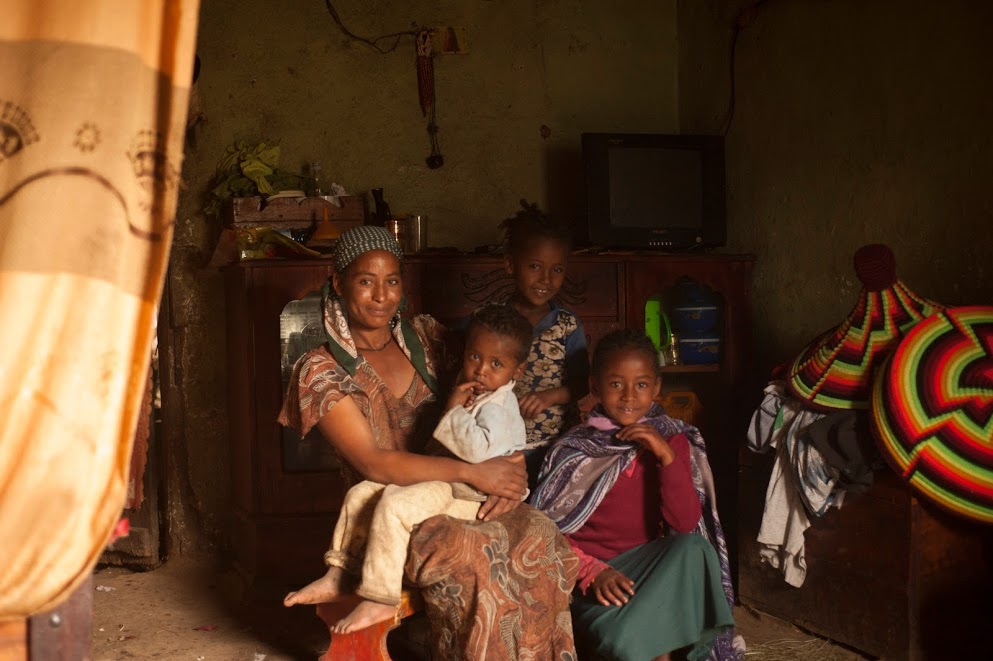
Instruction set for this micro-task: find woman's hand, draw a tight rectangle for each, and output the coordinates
[518,388,561,419]
[467,452,528,500]
[616,423,676,466]
[591,567,635,607]
[477,494,521,521]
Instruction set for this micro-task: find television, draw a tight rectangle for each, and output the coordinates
[580,133,726,251]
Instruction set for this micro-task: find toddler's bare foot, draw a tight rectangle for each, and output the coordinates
[330,599,397,634]
[283,566,351,607]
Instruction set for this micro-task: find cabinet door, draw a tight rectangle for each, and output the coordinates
[279,291,339,474]
[567,257,624,350]
[246,264,346,515]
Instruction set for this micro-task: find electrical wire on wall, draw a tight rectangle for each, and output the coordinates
[722,1,768,136]
[323,0,417,53]
[324,0,444,167]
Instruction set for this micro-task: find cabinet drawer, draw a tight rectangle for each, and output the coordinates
[418,259,621,325]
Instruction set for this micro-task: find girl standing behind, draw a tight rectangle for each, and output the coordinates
[531,329,736,661]
[500,201,589,488]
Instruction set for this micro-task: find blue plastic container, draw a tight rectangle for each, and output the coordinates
[671,305,720,334]
[677,334,721,365]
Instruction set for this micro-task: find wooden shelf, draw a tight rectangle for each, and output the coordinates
[660,364,720,373]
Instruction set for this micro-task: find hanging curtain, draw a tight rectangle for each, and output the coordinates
[0,0,200,618]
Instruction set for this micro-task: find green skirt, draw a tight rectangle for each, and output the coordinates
[571,534,734,661]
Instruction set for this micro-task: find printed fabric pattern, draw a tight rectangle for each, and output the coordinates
[406,504,580,661]
[514,307,581,448]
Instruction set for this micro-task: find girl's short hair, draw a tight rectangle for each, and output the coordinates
[468,304,533,364]
[591,329,660,378]
[500,199,572,256]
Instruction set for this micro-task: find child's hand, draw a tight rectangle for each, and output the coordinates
[616,424,676,466]
[517,387,565,419]
[447,381,482,410]
[591,567,635,607]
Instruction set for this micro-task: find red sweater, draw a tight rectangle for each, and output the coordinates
[565,433,702,592]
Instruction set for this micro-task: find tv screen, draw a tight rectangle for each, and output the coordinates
[609,147,703,230]
[581,133,726,250]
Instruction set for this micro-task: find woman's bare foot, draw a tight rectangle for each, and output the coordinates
[330,599,397,634]
[651,654,671,661]
[283,566,351,607]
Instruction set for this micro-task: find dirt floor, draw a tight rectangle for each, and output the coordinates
[90,559,872,661]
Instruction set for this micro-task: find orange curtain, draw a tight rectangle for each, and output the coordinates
[0,0,200,618]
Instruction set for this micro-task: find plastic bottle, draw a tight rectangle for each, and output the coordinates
[370,187,392,226]
[310,161,324,197]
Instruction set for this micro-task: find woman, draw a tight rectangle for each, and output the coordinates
[278,226,578,659]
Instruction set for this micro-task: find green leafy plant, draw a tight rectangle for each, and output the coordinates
[203,140,305,218]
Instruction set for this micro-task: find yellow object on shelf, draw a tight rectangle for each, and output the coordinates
[658,390,704,427]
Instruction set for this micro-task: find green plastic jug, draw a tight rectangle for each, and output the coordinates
[644,296,673,352]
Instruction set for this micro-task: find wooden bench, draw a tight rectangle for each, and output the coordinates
[315,589,424,661]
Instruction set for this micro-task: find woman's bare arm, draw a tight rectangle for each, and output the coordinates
[317,395,528,500]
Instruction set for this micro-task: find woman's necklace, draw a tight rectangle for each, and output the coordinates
[354,336,393,352]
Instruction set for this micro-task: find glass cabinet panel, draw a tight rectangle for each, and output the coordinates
[279,291,340,472]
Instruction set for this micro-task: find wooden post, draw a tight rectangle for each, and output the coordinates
[27,575,93,661]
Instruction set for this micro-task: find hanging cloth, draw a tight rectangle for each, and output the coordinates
[0,0,200,618]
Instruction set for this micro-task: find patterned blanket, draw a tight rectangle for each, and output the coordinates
[406,504,579,660]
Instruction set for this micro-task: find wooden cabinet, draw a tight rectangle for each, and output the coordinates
[225,253,754,585]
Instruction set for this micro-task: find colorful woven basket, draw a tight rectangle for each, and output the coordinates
[787,244,942,410]
[871,306,993,523]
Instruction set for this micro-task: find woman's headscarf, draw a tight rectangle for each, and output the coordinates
[323,226,438,393]
[332,225,404,273]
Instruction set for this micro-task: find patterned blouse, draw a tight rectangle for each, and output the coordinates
[514,301,589,449]
[277,314,445,488]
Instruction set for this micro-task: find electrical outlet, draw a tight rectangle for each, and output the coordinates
[431,26,469,55]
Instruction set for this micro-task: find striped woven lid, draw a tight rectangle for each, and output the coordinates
[787,244,943,410]
[871,306,993,523]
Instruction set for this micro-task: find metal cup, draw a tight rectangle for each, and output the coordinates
[385,218,405,248]
[404,215,427,253]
